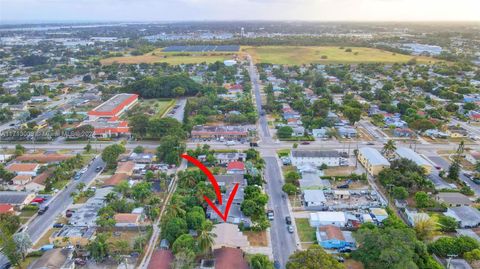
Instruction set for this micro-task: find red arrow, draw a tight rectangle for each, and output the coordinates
[180,154,239,221]
[180,154,222,204]
[204,183,239,222]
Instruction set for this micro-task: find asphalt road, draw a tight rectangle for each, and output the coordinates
[25,156,105,243]
[264,157,297,267]
[247,56,296,268]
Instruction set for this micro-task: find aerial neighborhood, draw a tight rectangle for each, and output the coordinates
[0,18,480,269]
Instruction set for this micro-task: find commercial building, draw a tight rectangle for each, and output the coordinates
[87,93,138,120]
[357,147,390,176]
[395,147,432,174]
[290,150,342,167]
[79,120,130,138]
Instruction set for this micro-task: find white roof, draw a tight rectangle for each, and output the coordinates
[303,190,326,203]
[359,147,390,166]
[395,147,432,168]
[310,211,346,222]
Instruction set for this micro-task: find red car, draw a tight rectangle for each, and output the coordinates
[31,198,45,203]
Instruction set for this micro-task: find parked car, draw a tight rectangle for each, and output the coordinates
[40,244,55,251]
[53,223,64,228]
[267,210,274,221]
[273,261,280,269]
[339,247,352,253]
[287,225,294,233]
[32,197,45,203]
[95,166,103,172]
[301,141,310,145]
[38,205,49,215]
[285,216,292,225]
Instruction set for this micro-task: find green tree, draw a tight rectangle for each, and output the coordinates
[286,245,343,269]
[249,254,274,269]
[162,217,188,244]
[88,233,110,262]
[129,114,149,138]
[277,126,293,139]
[382,140,397,160]
[343,106,361,125]
[101,144,126,169]
[84,142,92,153]
[428,236,479,257]
[15,144,26,156]
[13,232,32,261]
[156,135,186,165]
[132,182,152,202]
[197,220,216,257]
[414,191,433,208]
[172,234,197,254]
[282,183,298,195]
[391,186,408,200]
[133,145,145,154]
[437,215,458,232]
[186,209,206,231]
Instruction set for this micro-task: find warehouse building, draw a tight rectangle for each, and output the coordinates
[357,147,390,176]
[87,93,138,120]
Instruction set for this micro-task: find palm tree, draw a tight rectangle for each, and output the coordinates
[197,221,216,258]
[382,140,397,159]
[105,192,118,203]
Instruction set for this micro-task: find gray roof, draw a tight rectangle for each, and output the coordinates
[292,150,340,158]
[93,93,136,112]
[359,147,390,166]
[436,192,472,205]
[396,147,432,168]
[446,206,480,224]
[303,190,327,203]
[28,248,72,269]
[0,191,31,204]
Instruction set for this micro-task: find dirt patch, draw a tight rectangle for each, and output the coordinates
[345,259,365,269]
[243,231,268,247]
[324,166,356,177]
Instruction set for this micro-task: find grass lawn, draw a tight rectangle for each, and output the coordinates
[295,218,316,243]
[243,231,268,247]
[33,228,58,248]
[19,208,38,224]
[18,256,39,269]
[51,179,70,190]
[277,149,291,157]
[101,49,235,65]
[128,99,175,119]
[243,46,439,65]
[324,166,356,177]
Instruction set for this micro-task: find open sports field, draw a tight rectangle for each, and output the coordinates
[101,48,235,65]
[243,46,439,65]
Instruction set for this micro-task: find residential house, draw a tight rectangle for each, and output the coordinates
[309,212,346,227]
[209,247,249,269]
[370,208,389,222]
[147,250,174,269]
[299,173,331,190]
[214,152,246,165]
[212,223,250,250]
[0,204,14,214]
[116,161,135,176]
[292,126,305,137]
[191,125,248,140]
[6,163,40,176]
[424,129,448,138]
[312,128,329,139]
[303,190,327,208]
[336,126,357,138]
[435,193,472,207]
[15,153,72,163]
[128,153,155,164]
[393,128,415,137]
[445,206,480,228]
[103,173,129,187]
[0,191,35,209]
[316,225,355,249]
[395,147,432,174]
[50,226,96,247]
[226,161,245,174]
[405,208,430,226]
[114,213,144,228]
[357,147,390,176]
[25,171,49,192]
[28,248,74,269]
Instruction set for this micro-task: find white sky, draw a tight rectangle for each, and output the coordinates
[0,0,479,22]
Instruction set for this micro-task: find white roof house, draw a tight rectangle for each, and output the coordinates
[357,147,390,176]
[395,147,433,174]
[309,211,346,227]
[303,190,326,208]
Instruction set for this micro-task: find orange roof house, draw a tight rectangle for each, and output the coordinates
[15,153,72,163]
[6,163,40,175]
[0,204,14,214]
[103,173,129,187]
[116,161,135,175]
[147,250,174,269]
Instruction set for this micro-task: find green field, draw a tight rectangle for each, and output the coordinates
[129,99,175,118]
[243,46,439,65]
[295,218,317,243]
[101,48,235,65]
